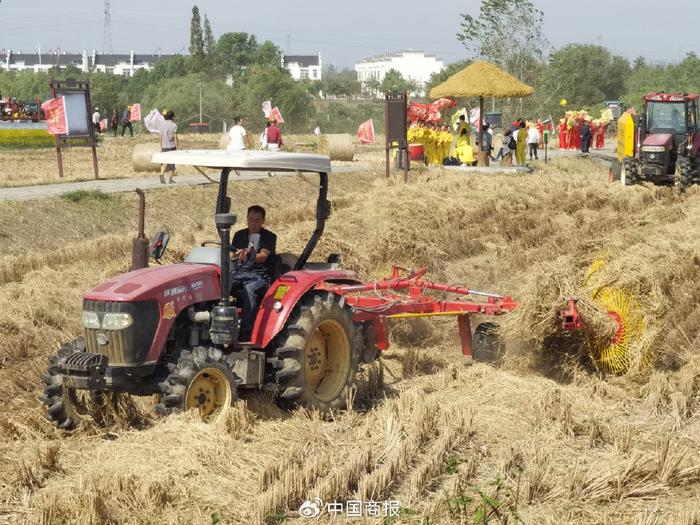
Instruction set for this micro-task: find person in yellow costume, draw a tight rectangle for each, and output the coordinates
[425,124,438,165]
[455,127,475,165]
[440,125,453,164]
[456,114,471,146]
[515,121,527,165]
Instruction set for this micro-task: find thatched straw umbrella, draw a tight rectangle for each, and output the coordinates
[429,61,534,162]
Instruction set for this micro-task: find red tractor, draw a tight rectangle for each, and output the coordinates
[41,151,517,429]
[622,92,700,192]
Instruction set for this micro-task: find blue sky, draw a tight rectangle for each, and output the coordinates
[1,0,698,68]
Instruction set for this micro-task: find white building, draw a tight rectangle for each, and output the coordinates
[1,49,172,76]
[355,51,443,96]
[283,53,322,81]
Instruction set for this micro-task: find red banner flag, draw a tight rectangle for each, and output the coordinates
[129,103,141,122]
[357,119,375,144]
[269,106,284,124]
[41,96,67,135]
[100,118,108,131]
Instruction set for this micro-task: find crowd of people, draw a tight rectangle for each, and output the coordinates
[406,115,559,168]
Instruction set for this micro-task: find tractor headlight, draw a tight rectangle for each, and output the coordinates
[101,313,134,330]
[82,311,101,329]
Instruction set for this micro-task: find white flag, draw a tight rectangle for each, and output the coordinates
[313,127,321,136]
[262,100,272,118]
[144,108,166,134]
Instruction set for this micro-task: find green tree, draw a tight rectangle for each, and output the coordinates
[255,41,283,69]
[539,44,630,110]
[380,69,415,95]
[216,32,260,80]
[203,15,216,57]
[457,0,549,84]
[90,72,125,114]
[231,64,315,132]
[189,5,205,71]
[322,69,361,98]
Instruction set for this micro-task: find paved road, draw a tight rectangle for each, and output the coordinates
[0,146,616,202]
[0,164,371,202]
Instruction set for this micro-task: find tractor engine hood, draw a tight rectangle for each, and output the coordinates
[642,133,673,150]
[84,263,221,303]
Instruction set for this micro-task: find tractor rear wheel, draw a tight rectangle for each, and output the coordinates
[40,338,109,430]
[157,346,239,422]
[472,322,506,365]
[676,157,694,193]
[274,292,361,414]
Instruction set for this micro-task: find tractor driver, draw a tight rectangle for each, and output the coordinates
[231,205,277,341]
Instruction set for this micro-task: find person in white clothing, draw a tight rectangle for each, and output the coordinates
[526,124,540,161]
[260,122,270,150]
[92,107,101,134]
[227,116,246,151]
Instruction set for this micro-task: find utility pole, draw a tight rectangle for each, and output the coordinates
[198,81,203,123]
[103,0,113,54]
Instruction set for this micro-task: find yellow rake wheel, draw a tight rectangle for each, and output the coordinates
[589,287,645,374]
[584,258,607,284]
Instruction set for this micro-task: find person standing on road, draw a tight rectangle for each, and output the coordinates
[266,119,283,151]
[260,121,270,150]
[110,109,119,136]
[92,107,101,134]
[516,122,528,165]
[580,120,592,153]
[227,116,246,151]
[527,123,540,160]
[159,111,178,184]
[121,105,134,137]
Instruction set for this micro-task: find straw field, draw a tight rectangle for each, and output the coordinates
[0,156,698,524]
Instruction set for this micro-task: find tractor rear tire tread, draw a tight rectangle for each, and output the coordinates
[274,292,361,413]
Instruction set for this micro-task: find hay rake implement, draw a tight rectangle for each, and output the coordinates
[325,265,518,361]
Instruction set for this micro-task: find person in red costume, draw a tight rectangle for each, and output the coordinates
[558,119,568,150]
[536,119,545,149]
[596,123,606,149]
[572,120,582,150]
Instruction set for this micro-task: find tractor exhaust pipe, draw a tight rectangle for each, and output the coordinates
[130,188,149,271]
[210,213,239,346]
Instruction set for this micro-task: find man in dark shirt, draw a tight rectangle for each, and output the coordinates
[231,205,277,340]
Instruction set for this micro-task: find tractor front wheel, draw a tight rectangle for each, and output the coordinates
[40,338,109,430]
[622,158,638,186]
[157,346,239,422]
[274,292,361,414]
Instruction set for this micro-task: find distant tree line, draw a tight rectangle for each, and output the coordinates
[1,1,699,135]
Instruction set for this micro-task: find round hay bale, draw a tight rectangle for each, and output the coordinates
[318,134,355,161]
[132,143,162,172]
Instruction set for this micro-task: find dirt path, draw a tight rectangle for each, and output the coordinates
[0,164,372,202]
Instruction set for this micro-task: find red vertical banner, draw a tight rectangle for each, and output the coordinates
[269,107,284,124]
[130,103,141,122]
[41,96,68,135]
[357,119,375,144]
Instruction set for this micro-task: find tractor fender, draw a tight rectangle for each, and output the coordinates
[252,269,362,348]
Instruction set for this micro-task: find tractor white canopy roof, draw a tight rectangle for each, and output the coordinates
[151,150,332,173]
